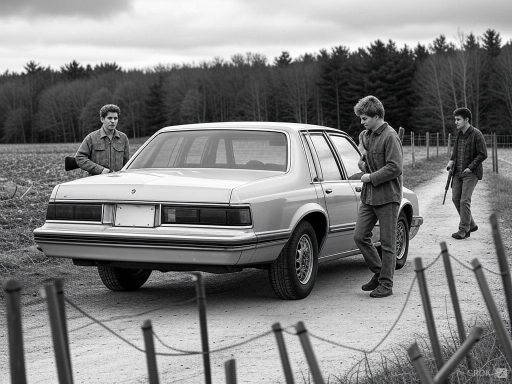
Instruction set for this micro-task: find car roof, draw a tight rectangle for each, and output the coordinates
[156,121,349,136]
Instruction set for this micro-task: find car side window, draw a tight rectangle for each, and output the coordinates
[329,135,362,180]
[184,136,209,166]
[215,139,228,165]
[310,134,342,181]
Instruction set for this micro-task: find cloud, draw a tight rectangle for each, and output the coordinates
[0,0,133,19]
[0,0,511,73]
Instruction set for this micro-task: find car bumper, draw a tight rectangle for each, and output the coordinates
[33,223,289,266]
[410,216,423,239]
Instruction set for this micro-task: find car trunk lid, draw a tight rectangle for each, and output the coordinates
[55,169,279,203]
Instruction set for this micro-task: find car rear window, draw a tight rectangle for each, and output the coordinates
[128,130,288,171]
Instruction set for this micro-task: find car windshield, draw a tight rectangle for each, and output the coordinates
[128,129,288,171]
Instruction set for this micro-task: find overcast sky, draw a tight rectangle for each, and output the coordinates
[1,0,511,73]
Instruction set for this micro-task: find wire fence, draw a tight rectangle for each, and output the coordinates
[4,215,512,384]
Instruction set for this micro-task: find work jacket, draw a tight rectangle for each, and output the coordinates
[361,123,403,206]
[450,125,487,180]
[76,127,130,175]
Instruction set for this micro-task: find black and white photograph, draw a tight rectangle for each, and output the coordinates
[1,0,512,383]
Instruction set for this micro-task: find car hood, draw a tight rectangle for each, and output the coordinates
[54,169,280,203]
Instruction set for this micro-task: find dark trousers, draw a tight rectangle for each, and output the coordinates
[452,172,478,232]
[354,202,399,289]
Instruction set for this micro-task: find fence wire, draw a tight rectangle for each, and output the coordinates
[153,329,274,355]
[448,252,505,276]
[304,274,418,354]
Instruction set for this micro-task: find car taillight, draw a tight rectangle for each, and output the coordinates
[46,203,102,222]
[161,206,251,226]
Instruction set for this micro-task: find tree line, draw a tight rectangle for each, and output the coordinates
[0,29,510,144]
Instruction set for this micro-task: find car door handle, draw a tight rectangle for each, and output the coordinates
[325,188,333,194]
[355,186,362,192]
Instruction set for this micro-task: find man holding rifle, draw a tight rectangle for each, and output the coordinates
[446,107,487,240]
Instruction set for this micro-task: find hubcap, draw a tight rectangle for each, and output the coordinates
[396,220,406,260]
[295,234,313,284]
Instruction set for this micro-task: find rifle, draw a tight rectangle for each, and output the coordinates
[442,170,453,205]
[65,156,79,171]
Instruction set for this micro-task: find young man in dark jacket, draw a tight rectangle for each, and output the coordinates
[353,96,403,298]
[446,107,487,239]
[76,104,130,175]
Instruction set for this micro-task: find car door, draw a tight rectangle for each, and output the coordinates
[306,132,359,258]
[327,133,364,207]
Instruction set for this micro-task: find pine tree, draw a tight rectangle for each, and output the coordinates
[143,76,168,135]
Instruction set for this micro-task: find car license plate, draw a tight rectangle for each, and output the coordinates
[115,204,155,227]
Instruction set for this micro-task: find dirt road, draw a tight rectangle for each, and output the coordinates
[0,172,506,384]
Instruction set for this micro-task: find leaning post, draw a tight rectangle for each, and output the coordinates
[414,258,444,373]
[272,322,295,384]
[407,343,435,384]
[295,322,325,384]
[141,320,160,384]
[440,242,474,372]
[45,282,74,384]
[471,258,512,366]
[489,213,512,333]
[191,272,212,384]
[4,280,28,384]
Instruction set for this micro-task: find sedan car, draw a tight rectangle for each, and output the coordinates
[34,122,422,300]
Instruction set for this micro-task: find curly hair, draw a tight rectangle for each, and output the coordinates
[354,95,385,119]
[99,104,121,118]
[453,107,472,123]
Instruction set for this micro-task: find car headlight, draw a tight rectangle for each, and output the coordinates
[161,206,251,226]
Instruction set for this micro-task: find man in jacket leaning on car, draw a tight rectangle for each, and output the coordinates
[353,95,403,298]
[76,104,130,175]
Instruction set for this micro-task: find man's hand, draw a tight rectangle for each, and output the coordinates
[361,173,371,183]
[446,160,454,171]
[101,168,111,174]
[462,168,472,175]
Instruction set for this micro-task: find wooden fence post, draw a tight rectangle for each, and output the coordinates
[141,320,160,384]
[411,132,415,168]
[191,272,212,384]
[494,133,499,173]
[295,322,325,384]
[44,282,74,384]
[491,133,496,172]
[407,342,435,384]
[414,258,445,374]
[4,280,27,384]
[440,242,474,372]
[436,132,439,157]
[398,126,405,143]
[490,214,512,333]
[434,327,483,384]
[225,359,237,384]
[272,322,295,384]
[471,258,512,366]
[426,132,430,160]
[54,279,72,377]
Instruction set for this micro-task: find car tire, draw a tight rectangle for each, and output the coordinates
[269,221,318,300]
[376,211,410,270]
[97,265,152,291]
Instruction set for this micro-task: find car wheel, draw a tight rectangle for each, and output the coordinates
[395,211,410,269]
[97,265,152,291]
[376,211,410,270]
[269,221,318,300]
